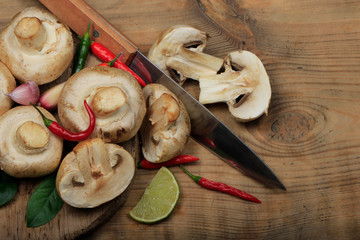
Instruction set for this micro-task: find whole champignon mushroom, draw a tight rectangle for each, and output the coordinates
[0,61,16,116]
[198,50,271,122]
[0,106,63,178]
[148,25,223,85]
[141,84,191,163]
[0,7,74,85]
[58,66,146,143]
[56,138,135,208]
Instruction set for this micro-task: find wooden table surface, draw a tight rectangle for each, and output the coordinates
[1,0,360,239]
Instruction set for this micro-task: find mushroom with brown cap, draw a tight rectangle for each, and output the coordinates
[58,66,146,143]
[56,138,135,208]
[148,25,223,85]
[0,7,74,85]
[0,61,16,116]
[0,106,63,178]
[199,50,271,122]
[141,84,191,163]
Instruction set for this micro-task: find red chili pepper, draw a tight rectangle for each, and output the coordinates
[180,165,261,203]
[31,100,96,141]
[90,41,147,87]
[98,52,122,67]
[138,155,199,169]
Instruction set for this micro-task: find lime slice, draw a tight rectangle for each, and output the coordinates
[130,166,180,223]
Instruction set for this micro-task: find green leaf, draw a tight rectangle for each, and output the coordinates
[26,173,63,228]
[0,171,18,206]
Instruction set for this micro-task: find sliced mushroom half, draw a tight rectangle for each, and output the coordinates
[141,84,191,163]
[0,7,74,85]
[148,25,223,85]
[0,61,16,116]
[56,138,135,208]
[58,66,146,143]
[0,106,63,178]
[199,50,271,122]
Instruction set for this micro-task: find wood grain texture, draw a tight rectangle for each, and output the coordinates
[1,0,360,239]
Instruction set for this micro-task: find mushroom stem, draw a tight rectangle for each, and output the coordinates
[16,121,49,151]
[14,17,47,51]
[166,47,223,81]
[199,71,256,104]
[91,87,127,117]
[148,25,225,85]
[149,93,180,133]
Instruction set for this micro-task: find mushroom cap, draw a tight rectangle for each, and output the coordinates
[56,138,135,208]
[199,50,271,122]
[0,105,63,178]
[0,61,16,116]
[148,25,223,84]
[0,7,74,85]
[141,84,191,163]
[58,66,146,143]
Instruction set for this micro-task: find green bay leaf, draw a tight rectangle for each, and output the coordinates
[0,171,18,206]
[26,173,63,228]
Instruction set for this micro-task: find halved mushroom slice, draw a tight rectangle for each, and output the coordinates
[0,106,63,178]
[0,61,16,116]
[148,25,223,85]
[58,66,146,143]
[199,50,271,122]
[56,138,135,208]
[141,84,191,163]
[0,7,74,85]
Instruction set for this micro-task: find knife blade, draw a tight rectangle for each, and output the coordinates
[39,0,285,190]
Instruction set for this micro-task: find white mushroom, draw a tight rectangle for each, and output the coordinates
[0,61,16,116]
[199,50,271,122]
[141,84,191,163]
[0,7,74,85]
[0,106,63,178]
[148,25,223,85]
[56,138,135,208]
[58,66,146,143]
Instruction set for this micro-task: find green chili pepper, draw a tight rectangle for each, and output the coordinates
[72,21,91,74]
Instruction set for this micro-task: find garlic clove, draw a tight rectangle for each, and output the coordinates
[8,81,40,105]
[39,82,65,110]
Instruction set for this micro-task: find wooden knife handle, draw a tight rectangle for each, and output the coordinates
[39,0,137,65]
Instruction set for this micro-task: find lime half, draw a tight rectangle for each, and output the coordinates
[130,167,180,223]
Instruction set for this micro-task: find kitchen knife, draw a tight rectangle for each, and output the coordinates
[39,0,286,190]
